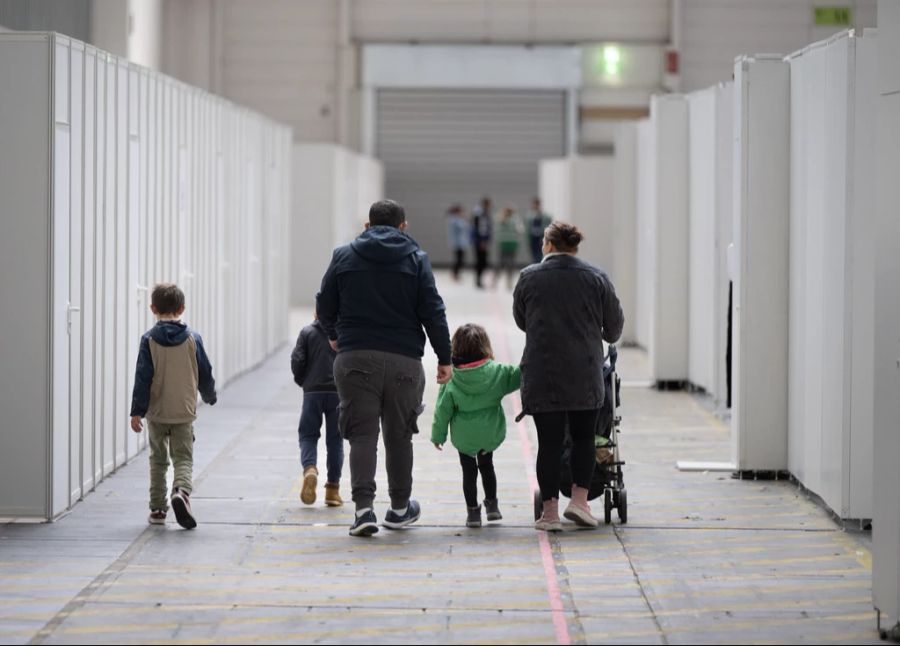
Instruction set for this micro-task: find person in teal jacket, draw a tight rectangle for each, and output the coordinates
[431,324,521,528]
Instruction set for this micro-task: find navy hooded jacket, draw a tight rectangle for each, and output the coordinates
[315,226,452,365]
[130,320,217,420]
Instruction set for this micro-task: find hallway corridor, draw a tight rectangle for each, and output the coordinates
[0,275,878,644]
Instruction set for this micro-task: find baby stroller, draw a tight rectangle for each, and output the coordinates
[531,345,627,525]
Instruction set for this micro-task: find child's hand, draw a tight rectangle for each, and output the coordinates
[130,416,143,433]
[433,442,443,451]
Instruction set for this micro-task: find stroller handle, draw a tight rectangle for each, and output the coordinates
[605,344,618,370]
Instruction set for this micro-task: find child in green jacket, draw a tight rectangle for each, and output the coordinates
[432,324,521,528]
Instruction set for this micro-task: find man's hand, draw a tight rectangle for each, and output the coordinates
[130,416,143,433]
[433,442,443,451]
[436,364,452,384]
[329,339,338,352]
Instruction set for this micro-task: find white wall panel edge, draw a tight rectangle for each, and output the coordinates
[731,55,790,472]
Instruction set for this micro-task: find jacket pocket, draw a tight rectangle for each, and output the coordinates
[406,402,425,436]
[338,401,352,440]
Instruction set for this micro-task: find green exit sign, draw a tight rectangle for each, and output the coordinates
[815,6,853,26]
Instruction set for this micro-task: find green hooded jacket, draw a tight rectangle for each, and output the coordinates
[431,360,522,456]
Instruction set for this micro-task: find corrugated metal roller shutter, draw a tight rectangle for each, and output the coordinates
[377,89,566,265]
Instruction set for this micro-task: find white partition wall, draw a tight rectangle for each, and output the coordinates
[612,123,638,346]
[538,155,615,271]
[0,33,292,520]
[634,119,654,351]
[291,144,385,307]
[731,56,791,472]
[873,0,900,630]
[787,30,877,520]
[687,83,733,406]
[634,95,690,384]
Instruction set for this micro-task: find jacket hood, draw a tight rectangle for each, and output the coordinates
[150,320,191,347]
[350,226,420,264]
[451,360,503,397]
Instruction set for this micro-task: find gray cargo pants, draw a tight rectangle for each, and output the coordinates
[333,350,426,511]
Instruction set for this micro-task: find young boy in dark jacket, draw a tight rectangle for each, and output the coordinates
[130,283,217,529]
[291,317,343,507]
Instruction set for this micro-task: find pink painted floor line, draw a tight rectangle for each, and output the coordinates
[490,302,572,646]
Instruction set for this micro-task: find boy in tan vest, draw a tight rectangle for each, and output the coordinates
[130,284,217,529]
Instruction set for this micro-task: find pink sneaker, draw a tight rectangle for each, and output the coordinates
[563,501,599,528]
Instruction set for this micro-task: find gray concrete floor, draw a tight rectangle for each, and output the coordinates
[0,272,881,644]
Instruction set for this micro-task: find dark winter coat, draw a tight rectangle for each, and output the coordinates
[512,253,624,414]
[290,321,337,393]
[316,225,452,365]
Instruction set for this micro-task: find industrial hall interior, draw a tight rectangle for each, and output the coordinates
[3,0,900,644]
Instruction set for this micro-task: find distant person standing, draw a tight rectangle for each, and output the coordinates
[446,203,470,282]
[495,206,524,290]
[471,197,493,289]
[527,198,552,265]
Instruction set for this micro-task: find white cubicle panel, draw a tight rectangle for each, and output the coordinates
[633,96,689,384]
[291,144,385,307]
[612,123,637,346]
[874,0,900,629]
[539,155,615,272]
[731,56,791,472]
[787,30,876,520]
[0,32,292,520]
[634,119,654,352]
[687,83,733,406]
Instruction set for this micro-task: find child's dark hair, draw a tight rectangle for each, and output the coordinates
[451,324,494,365]
[151,283,185,315]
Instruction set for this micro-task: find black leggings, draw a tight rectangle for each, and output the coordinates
[458,451,497,508]
[453,248,465,279]
[533,410,599,502]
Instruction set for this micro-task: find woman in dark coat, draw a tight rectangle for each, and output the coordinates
[513,221,624,531]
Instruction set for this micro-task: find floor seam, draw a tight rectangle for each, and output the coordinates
[614,525,669,645]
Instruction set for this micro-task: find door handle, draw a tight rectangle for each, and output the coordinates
[66,302,80,334]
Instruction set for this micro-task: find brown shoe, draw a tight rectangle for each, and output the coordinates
[300,466,318,505]
[324,482,343,507]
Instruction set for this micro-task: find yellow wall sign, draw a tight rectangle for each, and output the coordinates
[815,7,853,26]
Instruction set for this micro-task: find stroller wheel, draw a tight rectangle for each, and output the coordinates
[533,490,542,522]
[604,489,613,524]
[618,488,628,524]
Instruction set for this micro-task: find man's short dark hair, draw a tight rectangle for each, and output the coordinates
[151,283,185,315]
[369,199,406,228]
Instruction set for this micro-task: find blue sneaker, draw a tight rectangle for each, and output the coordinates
[349,509,379,537]
[382,500,421,530]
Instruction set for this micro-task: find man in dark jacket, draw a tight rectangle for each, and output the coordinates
[291,318,343,508]
[316,199,452,537]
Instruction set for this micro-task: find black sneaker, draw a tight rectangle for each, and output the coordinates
[466,505,482,528]
[484,498,502,522]
[171,489,197,530]
[349,509,379,537]
[382,500,421,529]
